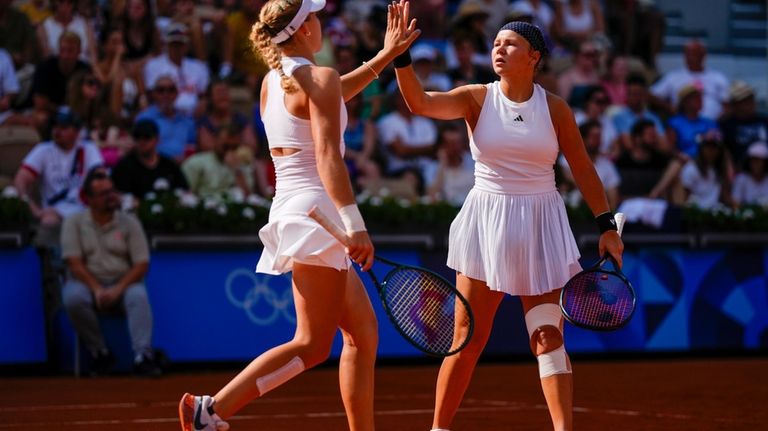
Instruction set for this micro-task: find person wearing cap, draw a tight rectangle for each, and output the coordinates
[718,81,768,165]
[14,106,104,239]
[665,83,719,158]
[678,129,734,209]
[111,118,188,201]
[177,1,419,430]
[650,39,729,120]
[394,17,623,431]
[732,141,768,206]
[143,21,210,117]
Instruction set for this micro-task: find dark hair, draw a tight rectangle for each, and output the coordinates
[132,118,159,139]
[626,73,648,87]
[579,120,601,139]
[82,166,110,197]
[583,85,607,103]
[630,119,655,138]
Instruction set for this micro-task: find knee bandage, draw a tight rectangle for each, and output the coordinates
[256,356,305,395]
[524,304,571,378]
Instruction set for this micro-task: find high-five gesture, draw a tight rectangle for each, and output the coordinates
[384,0,421,56]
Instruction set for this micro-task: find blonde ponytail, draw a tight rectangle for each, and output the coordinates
[250,0,302,94]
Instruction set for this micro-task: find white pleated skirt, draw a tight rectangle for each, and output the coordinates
[256,187,351,275]
[447,188,582,296]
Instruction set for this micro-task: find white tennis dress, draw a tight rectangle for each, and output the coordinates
[447,82,582,296]
[256,57,351,275]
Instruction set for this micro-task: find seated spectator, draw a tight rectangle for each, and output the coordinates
[117,0,162,66]
[14,107,103,239]
[61,166,162,377]
[559,120,621,210]
[508,0,556,35]
[31,31,92,128]
[666,84,719,158]
[553,0,605,52]
[601,54,628,106]
[650,39,729,120]
[399,44,452,92]
[573,86,618,156]
[95,27,146,124]
[134,75,196,162]
[19,0,52,26]
[603,0,665,72]
[182,122,253,197]
[221,0,268,91]
[333,45,383,120]
[143,22,210,117]
[377,90,438,195]
[169,0,207,61]
[197,80,258,154]
[615,119,672,200]
[0,47,20,125]
[0,0,37,71]
[719,81,768,166]
[446,2,492,69]
[427,122,475,206]
[37,0,98,65]
[344,94,381,192]
[611,73,667,155]
[679,130,734,209]
[447,35,496,87]
[112,119,188,202]
[556,41,601,107]
[732,141,768,206]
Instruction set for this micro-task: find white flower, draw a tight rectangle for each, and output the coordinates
[1,186,19,198]
[356,190,371,203]
[378,187,391,197]
[204,197,219,209]
[216,205,228,216]
[144,192,157,201]
[151,203,163,214]
[242,207,256,219]
[370,196,383,206]
[180,193,199,208]
[121,195,135,211]
[228,188,245,203]
[153,177,170,191]
[174,188,185,198]
[246,194,270,208]
[742,208,755,220]
[397,198,411,208]
[419,195,434,205]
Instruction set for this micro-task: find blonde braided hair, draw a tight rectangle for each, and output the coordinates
[250,0,303,94]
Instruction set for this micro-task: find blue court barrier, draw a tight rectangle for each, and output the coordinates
[0,247,46,364]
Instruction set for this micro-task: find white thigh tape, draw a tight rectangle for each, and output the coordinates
[256,356,305,395]
[524,303,562,338]
[537,345,571,378]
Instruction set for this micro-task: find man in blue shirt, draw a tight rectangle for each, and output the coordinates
[135,75,196,162]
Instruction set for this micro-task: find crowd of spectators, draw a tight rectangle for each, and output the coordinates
[1,0,766,375]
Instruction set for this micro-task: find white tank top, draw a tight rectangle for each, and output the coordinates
[561,4,594,35]
[262,56,347,194]
[43,15,90,61]
[470,82,559,194]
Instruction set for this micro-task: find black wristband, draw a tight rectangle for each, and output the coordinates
[595,211,618,234]
[394,50,412,68]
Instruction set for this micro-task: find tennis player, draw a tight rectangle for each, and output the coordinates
[393,15,624,431]
[178,1,418,430]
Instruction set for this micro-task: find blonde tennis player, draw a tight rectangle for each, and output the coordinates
[178,1,419,430]
[393,12,624,431]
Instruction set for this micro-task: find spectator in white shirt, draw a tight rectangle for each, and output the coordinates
[650,39,729,120]
[732,141,768,206]
[14,106,104,230]
[143,22,209,117]
[679,130,734,209]
[0,48,20,125]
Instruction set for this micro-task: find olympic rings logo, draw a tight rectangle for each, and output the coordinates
[225,269,296,326]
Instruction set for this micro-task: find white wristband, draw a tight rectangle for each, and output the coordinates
[338,204,366,233]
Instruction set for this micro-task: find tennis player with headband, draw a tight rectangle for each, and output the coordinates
[393,14,624,431]
[178,1,419,430]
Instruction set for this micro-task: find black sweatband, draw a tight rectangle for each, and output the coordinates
[595,212,618,234]
[394,50,412,68]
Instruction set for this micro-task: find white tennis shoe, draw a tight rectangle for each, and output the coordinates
[179,393,230,431]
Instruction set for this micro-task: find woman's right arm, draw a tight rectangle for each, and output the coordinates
[303,67,374,270]
[395,64,477,120]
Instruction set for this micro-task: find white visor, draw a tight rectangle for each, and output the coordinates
[271,0,326,44]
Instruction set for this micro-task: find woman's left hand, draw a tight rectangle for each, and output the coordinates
[599,230,624,268]
[383,0,421,57]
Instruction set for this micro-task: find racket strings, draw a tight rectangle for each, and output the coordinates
[563,272,634,329]
[383,269,468,354]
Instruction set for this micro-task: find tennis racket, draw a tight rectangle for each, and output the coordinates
[307,205,474,357]
[560,212,636,331]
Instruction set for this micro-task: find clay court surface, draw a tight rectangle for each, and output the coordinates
[1,358,765,430]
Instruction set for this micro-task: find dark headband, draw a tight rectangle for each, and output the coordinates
[498,21,548,56]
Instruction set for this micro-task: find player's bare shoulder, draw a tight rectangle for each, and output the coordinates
[295,65,341,97]
[544,90,573,121]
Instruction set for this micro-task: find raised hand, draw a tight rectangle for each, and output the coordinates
[383,0,421,57]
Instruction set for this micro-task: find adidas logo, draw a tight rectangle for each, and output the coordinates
[513,115,524,122]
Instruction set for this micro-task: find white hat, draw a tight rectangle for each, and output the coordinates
[271,0,326,44]
[747,141,768,159]
[411,44,437,62]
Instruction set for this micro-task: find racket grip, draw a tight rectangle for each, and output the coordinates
[307,205,351,247]
[615,212,625,236]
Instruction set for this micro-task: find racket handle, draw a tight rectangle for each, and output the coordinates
[307,205,351,247]
[615,212,625,236]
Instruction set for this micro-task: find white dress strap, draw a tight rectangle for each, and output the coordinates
[280,56,313,77]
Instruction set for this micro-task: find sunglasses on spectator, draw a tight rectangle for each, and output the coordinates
[154,85,177,94]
